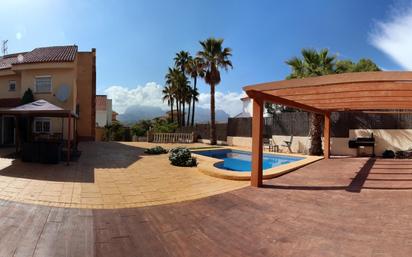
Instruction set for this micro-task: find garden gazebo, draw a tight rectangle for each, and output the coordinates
[0,100,78,165]
[243,71,412,187]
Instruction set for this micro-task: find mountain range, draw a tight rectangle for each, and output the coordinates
[117,105,230,124]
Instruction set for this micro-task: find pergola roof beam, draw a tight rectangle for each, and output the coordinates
[246,90,326,115]
[281,90,412,101]
[243,71,412,92]
[263,82,412,97]
[300,97,412,105]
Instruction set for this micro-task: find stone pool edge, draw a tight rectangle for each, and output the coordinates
[192,147,323,181]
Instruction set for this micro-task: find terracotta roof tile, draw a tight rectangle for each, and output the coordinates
[0,45,77,70]
[0,53,20,69]
[16,45,77,65]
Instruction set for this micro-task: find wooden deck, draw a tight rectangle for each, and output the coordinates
[2,157,412,256]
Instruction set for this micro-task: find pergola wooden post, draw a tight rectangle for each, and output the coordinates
[251,98,264,187]
[324,112,331,159]
[244,71,412,188]
[67,113,71,166]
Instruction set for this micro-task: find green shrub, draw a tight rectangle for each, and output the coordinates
[104,121,126,141]
[131,124,146,137]
[395,150,412,159]
[168,147,197,167]
[382,150,395,159]
[152,118,177,133]
[21,88,34,104]
[144,146,168,155]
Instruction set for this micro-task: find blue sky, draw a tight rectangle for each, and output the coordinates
[1,0,412,116]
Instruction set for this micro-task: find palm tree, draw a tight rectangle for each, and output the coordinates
[174,51,192,126]
[165,67,190,127]
[186,57,205,126]
[188,86,199,125]
[198,38,232,145]
[286,48,336,155]
[162,84,175,122]
[184,85,193,127]
[180,84,190,127]
[185,85,199,126]
[165,67,178,124]
[285,48,381,155]
[286,48,335,79]
[336,58,381,73]
[174,51,191,75]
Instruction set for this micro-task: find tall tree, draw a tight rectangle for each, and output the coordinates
[180,84,190,127]
[335,60,356,74]
[165,67,179,124]
[198,38,232,145]
[184,85,193,127]
[353,58,381,72]
[174,51,191,74]
[174,51,192,126]
[165,67,190,127]
[162,84,175,122]
[186,86,199,126]
[336,58,381,74]
[286,48,336,155]
[286,49,381,155]
[186,57,205,126]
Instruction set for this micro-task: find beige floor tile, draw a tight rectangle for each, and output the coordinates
[0,142,249,209]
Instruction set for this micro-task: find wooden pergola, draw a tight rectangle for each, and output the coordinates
[243,71,412,187]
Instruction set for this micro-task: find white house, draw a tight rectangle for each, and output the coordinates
[234,96,271,118]
[95,95,113,127]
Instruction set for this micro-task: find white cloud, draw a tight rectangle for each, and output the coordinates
[105,82,166,114]
[104,82,245,117]
[198,91,245,117]
[370,5,412,69]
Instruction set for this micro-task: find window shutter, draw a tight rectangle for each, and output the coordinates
[35,77,52,93]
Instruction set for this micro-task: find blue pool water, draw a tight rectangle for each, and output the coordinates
[194,149,304,172]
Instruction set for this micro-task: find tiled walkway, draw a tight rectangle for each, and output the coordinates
[0,142,247,209]
[2,157,412,256]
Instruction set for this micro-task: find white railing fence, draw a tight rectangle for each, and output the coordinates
[149,132,195,143]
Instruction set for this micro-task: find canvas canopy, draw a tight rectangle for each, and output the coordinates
[0,99,78,117]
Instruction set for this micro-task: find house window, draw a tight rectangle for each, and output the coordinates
[35,76,52,93]
[34,119,51,133]
[8,81,16,91]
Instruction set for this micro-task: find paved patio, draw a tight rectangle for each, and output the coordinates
[0,142,247,208]
[1,157,412,256]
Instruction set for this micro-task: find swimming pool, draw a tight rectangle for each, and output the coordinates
[194,149,304,172]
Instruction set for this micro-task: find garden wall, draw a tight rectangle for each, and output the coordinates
[227,112,412,156]
[227,112,412,138]
[178,123,227,142]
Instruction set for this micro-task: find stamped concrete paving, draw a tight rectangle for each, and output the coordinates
[0,142,247,209]
[1,157,412,256]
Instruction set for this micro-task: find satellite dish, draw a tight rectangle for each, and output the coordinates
[55,84,70,102]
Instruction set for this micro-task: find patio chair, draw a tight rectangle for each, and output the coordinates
[263,138,279,152]
[269,138,279,152]
[282,135,293,153]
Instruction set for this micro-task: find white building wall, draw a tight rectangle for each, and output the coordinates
[228,129,412,157]
[95,99,113,127]
[96,110,108,127]
[238,98,271,118]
